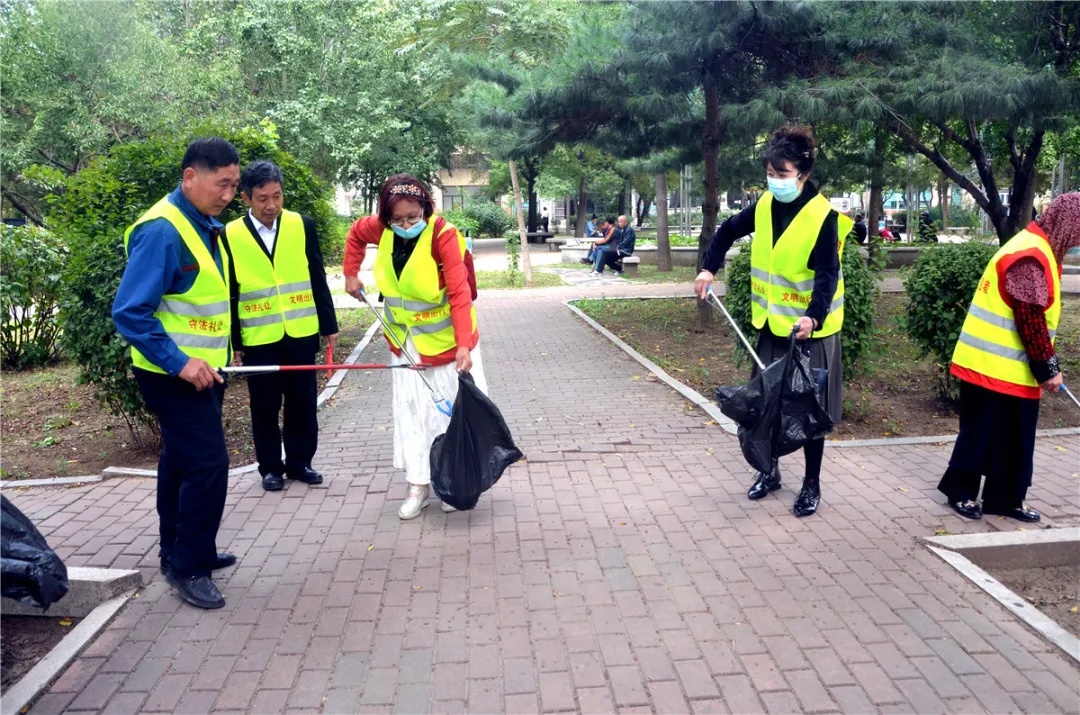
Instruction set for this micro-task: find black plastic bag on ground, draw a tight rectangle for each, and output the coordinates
[430,372,524,510]
[1,495,68,610]
[715,336,833,474]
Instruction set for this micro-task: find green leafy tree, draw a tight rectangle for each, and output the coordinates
[0,0,244,224]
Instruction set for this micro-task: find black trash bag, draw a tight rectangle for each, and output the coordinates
[715,336,833,474]
[1,495,69,610]
[430,371,524,510]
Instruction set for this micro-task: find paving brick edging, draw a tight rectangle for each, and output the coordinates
[0,320,382,490]
[567,297,1080,449]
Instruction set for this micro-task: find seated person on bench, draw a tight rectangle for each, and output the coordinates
[580,216,616,265]
[594,215,636,275]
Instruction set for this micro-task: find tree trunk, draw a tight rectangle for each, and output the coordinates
[655,172,671,273]
[637,196,652,227]
[508,159,534,287]
[867,126,886,242]
[697,65,721,329]
[617,180,629,216]
[576,177,588,238]
[938,174,950,228]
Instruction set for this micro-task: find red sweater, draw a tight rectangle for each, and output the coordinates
[344,215,478,366]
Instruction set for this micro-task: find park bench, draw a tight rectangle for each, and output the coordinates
[525,231,555,244]
[616,255,641,277]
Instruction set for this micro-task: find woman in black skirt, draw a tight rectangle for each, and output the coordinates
[938,192,1080,522]
[694,125,851,517]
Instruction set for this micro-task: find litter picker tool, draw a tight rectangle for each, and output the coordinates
[355,288,454,417]
[704,286,766,372]
[1062,384,1080,411]
[220,363,429,375]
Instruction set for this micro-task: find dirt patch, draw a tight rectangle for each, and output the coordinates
[1,310,373,480]
[0,615,81,694]
[575,293,1080,440]
[990,564,1080,638]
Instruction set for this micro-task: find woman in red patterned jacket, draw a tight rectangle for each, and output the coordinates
[939,192,1080,522]
[343,174,487,520]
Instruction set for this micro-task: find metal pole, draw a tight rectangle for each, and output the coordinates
[1062,385,1080,411]
[704,288,767,372]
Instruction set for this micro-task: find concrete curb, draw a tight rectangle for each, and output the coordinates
[565,301,738,435]
[0,319,382,490]
[2,567,142,618]
[1,591,134,715]
[567,297,1080,448]
[924,529,1080,665]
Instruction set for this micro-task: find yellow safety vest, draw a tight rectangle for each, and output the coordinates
[372,220,476,357]
[951,228,1060,398]
[123,197,231,373]
[224,210,319,346]
[751,192,853,338]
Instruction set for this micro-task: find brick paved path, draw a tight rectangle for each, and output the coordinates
[13,284,1080,714]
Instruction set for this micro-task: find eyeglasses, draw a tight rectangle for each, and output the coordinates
[390,214,424,228]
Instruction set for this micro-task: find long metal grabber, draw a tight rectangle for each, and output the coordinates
[704,286,767,372]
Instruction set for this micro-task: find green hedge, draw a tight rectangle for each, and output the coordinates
[903,241,998,396]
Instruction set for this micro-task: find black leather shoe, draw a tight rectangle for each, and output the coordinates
[286,467,323,485]
[793,480,820,517]
[212,552,237,570]
[579,257,592,265]
[262,472,285,491]
[747,468,782,500]
[161,552,237,576]
[985,504,1040,522]
[165,572,225,609]
[949,499,983,520]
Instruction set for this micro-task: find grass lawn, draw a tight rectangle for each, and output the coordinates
[475,270,565,289]
[1,309,374,480]
[574,293,1080,440]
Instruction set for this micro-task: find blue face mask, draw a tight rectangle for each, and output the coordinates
[767,176,802,203]
[392,219,426,239]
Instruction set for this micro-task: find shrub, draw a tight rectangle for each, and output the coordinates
[903,241,998,396]
[441,208,480,238]
[322,215,354,266]
[51,126,331,441]
[464,202,515,238]
[723,233,879,379]
[0,225,66,369]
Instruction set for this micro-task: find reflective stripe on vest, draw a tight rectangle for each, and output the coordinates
[123,197,231,373]
[225,209,319,346]
[951,228,1061,395]
[750,192,853,338]
[372,219,476,357]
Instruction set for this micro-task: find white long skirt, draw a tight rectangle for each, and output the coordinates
[391,336,488,485]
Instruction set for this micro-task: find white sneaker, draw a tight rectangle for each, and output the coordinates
[589,270,601,277]
[440,501,457,513]
[398,485,430,520]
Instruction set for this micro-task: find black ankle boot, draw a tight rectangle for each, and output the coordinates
[793,478,820,517]
[747,466,782,500]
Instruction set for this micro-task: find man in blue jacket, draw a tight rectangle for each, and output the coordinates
[112,138,240,610]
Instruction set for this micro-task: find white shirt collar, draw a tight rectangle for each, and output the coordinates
[249,210,277,235]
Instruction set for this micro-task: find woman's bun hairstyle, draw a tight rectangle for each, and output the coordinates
[762,124,816,176]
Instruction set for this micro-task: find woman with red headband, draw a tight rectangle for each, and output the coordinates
[939,192,1080,522]
[344,174,486,520]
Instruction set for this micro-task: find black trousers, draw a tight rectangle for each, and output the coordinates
[242,334,320,476]
[134,368,228,578]
[938,381,1039,510]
